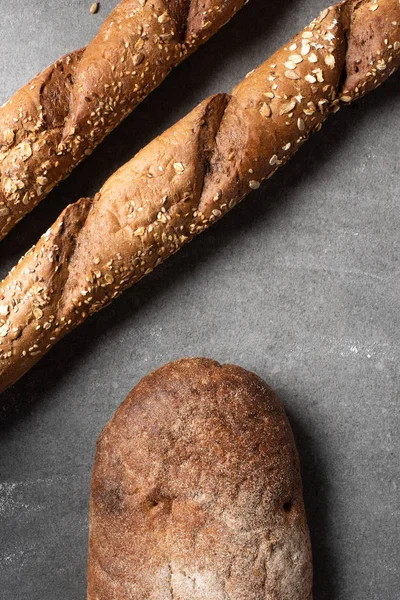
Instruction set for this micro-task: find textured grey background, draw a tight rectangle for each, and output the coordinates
[0,0,399,598]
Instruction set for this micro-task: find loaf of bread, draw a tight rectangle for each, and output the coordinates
[87,358,313,599]
[0,0,247,240]
[0,0,399,394]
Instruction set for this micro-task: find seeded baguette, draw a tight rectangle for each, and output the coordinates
[87,358,312,599]
[0,0,247,240]
[0,0,399,394]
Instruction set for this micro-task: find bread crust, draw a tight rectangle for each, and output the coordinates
[0,0,399,393]
[87,358,313,599]
[0,0,247,239]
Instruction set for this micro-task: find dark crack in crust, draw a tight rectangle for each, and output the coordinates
[0,0,247,240]
[87,358,313,599]
[0,0,399,393]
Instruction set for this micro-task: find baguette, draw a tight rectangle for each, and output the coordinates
[88,358,312,599]
[0,0,399,394]
[0,0,247,240]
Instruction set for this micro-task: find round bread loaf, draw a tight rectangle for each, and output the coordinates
[87,358,313,599]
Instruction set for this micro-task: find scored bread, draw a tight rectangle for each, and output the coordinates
[0,0,399,394]
[0,0,247,240]
[87,358,313,599]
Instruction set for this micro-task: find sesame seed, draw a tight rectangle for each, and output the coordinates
[133,53,144,66]
[285,70,300,80]
[318,7,330,21]
[260,103,272,118]
[0,324,9,337]
[325,54,335,69]
[305,74,317,83]
[289,54,303,64]
[297,117,306,131]
[280,99,297,114]
[249,180,260,190]
[173,162,185,173]
[33,308,43,319]
[213,191,222,202]
[135,38,145,51]
[158,12,170,23]
[10,327,22,340]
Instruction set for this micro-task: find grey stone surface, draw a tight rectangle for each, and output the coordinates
[0,0,399,598]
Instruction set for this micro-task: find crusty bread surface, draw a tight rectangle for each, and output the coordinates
[87,358,313,600]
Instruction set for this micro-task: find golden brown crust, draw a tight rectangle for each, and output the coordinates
[0,0,399,394]
[87,358,313,599]
[0,50,84,237]
[0,0,247,240]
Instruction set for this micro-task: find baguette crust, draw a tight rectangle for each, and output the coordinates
[87,358,313,599]
[0,0,247,239]
[0,0,399,393]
